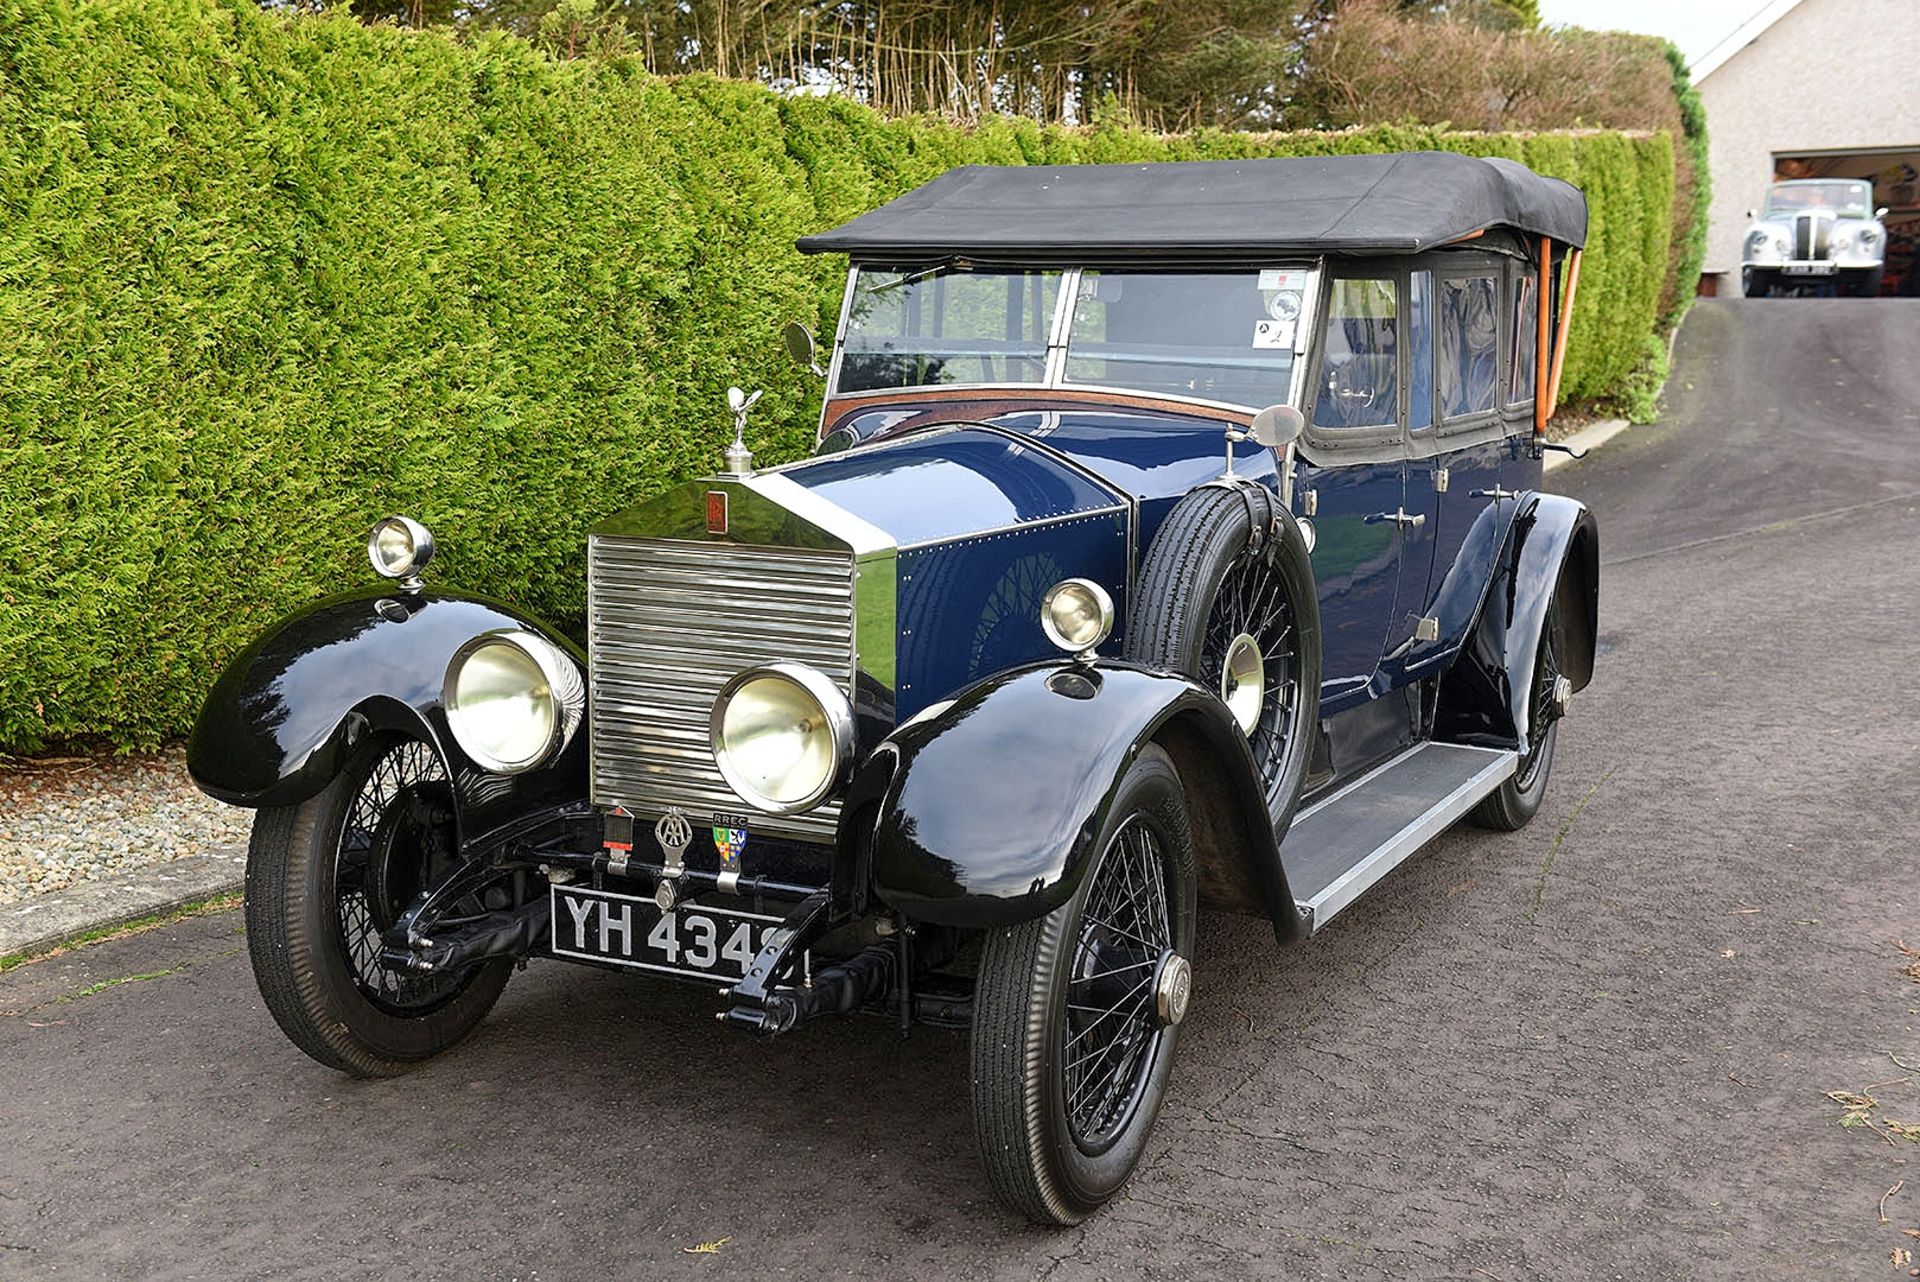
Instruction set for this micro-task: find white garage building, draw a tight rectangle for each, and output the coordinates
[1694,0,1920,296]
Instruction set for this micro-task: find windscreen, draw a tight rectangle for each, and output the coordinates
[836,267,1062,394]
[1765,182,1873,217]
[1062,269,1310,407]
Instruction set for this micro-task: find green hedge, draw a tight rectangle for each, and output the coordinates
[0,0,1675,753]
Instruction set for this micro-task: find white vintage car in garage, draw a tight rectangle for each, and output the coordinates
[1742,178,1888,297]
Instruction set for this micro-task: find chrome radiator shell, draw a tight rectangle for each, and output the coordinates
[586,473,895,842]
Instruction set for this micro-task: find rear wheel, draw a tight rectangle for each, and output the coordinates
[245,737,510,1077]
[1471,594,1568,832]
[970,747,1197,1224]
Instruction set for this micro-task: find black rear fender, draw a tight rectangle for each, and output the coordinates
[853,662,1307,943]
[1437,492,1599,749]
[186,589,587,847]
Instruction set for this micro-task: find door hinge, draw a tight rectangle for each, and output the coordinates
[1434,467,1449,494]
[1300,488,1318,517]
[1414,616,1440,642]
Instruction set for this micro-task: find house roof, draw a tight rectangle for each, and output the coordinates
[795,152,1589,264]
[1691,0,1805,82]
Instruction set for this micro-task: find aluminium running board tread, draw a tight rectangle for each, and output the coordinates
[1281,742,1519,932]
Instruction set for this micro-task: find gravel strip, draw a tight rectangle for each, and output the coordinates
[0,747,251,906]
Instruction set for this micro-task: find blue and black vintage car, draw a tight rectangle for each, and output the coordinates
[189,151,1598,1224]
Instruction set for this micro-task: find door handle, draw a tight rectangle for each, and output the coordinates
[1365,508,1426,528]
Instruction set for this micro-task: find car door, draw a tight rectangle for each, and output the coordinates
[1301,271,1408,711]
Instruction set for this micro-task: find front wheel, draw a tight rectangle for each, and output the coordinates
[245,737,511,1077]
[970,746,1198,1224]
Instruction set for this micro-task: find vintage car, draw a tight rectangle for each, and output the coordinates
[1742,177,1888,297]
[189,151,1598,1224]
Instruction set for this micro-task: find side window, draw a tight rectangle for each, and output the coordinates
[1509,268,1539,406]
[1408,271,1433,432]
[1313,277,1399,431]
[1437,275,1499,422]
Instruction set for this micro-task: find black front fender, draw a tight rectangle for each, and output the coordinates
[859,662,1305,941]
[1437,492,1599,749]
[186,589,587,845]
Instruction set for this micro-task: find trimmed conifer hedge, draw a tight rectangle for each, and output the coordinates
[0,0,1675,752]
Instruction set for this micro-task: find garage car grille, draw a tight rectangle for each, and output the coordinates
[587,535,857,841]
[1794,212,1831,261]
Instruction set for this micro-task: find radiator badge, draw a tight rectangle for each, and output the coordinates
[654,808,693,870]
[712,823,748,871]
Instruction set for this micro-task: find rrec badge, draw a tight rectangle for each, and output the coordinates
[712,824,747,871]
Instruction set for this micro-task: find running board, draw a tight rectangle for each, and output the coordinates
[1282,742,1519,932]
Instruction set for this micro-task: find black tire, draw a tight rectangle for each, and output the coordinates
[1741,268,1772,299]
[1125,485,1319,836]
[1470,592,1567,832]
[1855,267,1886,298]
[246,737,511,1077]
[970,746,1198,1224]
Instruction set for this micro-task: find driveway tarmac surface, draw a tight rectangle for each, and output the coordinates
[5,300,1920,1280]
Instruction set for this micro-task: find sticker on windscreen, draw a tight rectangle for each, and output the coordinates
[1252,319,1295,349]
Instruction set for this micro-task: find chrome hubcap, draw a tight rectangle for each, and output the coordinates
[1552,673,1573,716]
[1152,951,1192,1027]
[1221,631,1265,736]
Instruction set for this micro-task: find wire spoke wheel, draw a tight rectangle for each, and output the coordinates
[1199,545,1302,800]
[1063,816,1175,1151]
[969,746,1196,1224]
[1472,593,1567,832]
[1516,614,1562,792]
[244,735,512,1077]
[331,741,465,1014]
[1126,485,1319,839]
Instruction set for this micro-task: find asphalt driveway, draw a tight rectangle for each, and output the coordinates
[5,299,1920,1280]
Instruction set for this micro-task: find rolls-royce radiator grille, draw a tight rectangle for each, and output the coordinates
[587,535,857,841]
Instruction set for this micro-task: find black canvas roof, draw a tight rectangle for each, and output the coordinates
[797,151,1587,262]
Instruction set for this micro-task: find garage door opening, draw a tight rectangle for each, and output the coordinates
[1773,147,1920,296]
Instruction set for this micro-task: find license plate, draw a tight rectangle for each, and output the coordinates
[1783,263,1836,275]
[549,883,790,980]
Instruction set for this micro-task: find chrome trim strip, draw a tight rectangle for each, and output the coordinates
[818,269,860,440]
[1299,745,1518,930]
[1042,268,1082,385]
[744,472,895,558]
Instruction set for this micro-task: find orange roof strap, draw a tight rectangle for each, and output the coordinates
[1543,245,1583,431]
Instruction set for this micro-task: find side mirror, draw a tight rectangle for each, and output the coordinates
[1746,208,1757,220]
[1877,206,1890,219]
[784,321,825,377]
[1247,404,1305,450]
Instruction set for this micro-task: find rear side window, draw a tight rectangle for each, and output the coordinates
[1313,278,1399,430]
[1437,275,1499,421]
[1408,271,1433,431]
[1510,269,1539,406]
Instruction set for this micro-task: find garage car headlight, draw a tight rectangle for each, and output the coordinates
[1040,578,1115,656]
[710,662,855,814]
[367,515,435,588]
[442,630,584,774]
